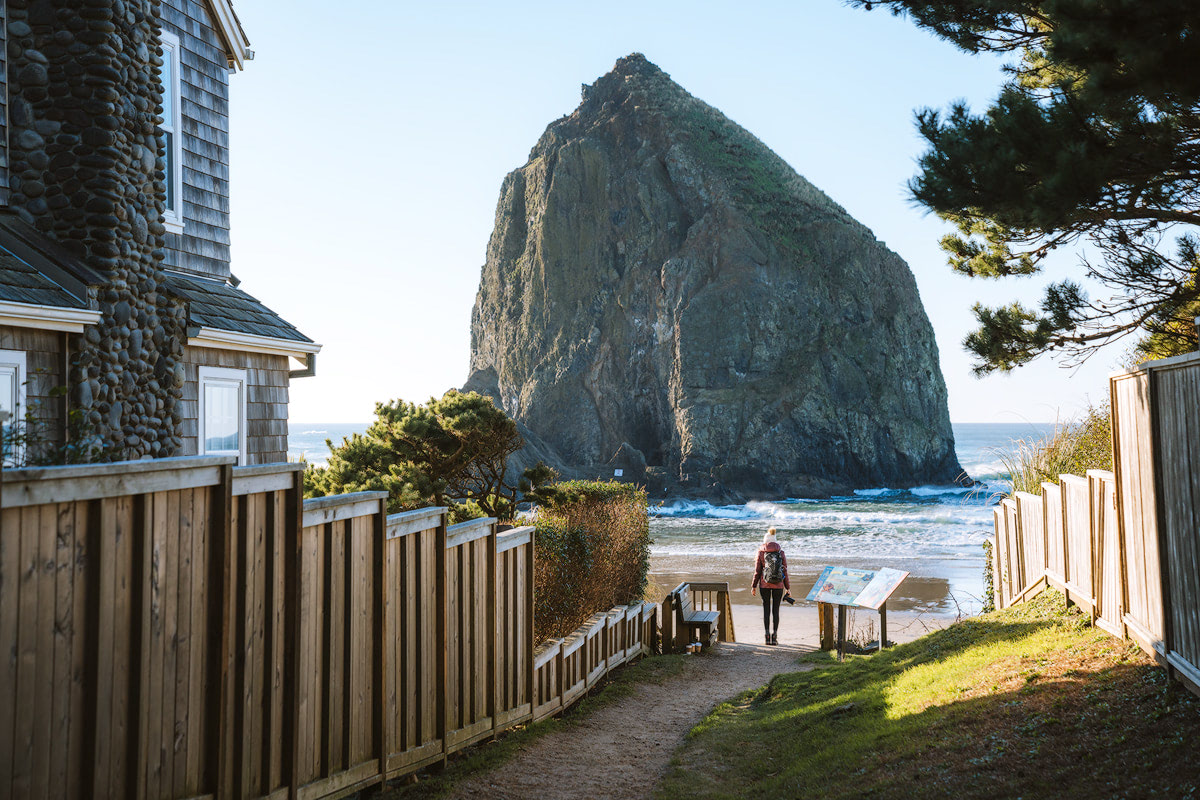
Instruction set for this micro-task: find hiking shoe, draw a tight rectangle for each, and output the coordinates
[771,633,778,645]
[765,634,772,645]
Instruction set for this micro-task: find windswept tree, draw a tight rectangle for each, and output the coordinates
[851,0,1200,370]
[304,390,549,520]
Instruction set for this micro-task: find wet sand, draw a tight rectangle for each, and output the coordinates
[651,563,967,647]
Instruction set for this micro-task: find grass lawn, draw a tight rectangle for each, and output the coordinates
[658,591,1200,799]
[382,653,690,799]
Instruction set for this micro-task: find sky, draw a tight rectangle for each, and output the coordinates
[227,1,1124,424]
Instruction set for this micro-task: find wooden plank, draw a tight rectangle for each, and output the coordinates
[3,461,227,508]
[246,492,265,796]
[301,492,388,529]
[0,508,18,799]
[385,507,446,539]
[445,517,499,550]
[174,487,196,798]
[188,487,210,795]
[28,503,56,799]
[47,503,74,798]
[326,521,346,773]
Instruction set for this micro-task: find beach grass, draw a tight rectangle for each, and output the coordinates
[657,591,1200,799]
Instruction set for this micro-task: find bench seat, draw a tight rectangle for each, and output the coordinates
[673,583,720,650]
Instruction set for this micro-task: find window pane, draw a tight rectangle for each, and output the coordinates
[165,130,174,210]
[161,55,173,123]
[0,367,14,417]
[204,383,240,452]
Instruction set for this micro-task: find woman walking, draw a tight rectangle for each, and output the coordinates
[751,527,790,645]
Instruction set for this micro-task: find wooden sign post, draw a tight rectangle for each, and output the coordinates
[806,566,909,659]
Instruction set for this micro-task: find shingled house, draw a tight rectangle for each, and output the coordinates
[0,0,317,465]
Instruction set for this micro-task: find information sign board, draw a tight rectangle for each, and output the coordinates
[853,567,909,610]
[805,566,876,606]
[804,565,910,609]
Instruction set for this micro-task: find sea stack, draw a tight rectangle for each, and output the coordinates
[467,54,963,498]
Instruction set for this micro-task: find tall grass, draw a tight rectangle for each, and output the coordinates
[997,404,1113,496]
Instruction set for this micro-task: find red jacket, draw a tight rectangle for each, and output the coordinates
[752,541,789,591]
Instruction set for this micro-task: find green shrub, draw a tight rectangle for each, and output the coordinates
[532,481,650,641]
[998,403,1113,496]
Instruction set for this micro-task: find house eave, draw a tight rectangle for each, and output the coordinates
[205,0,252,70]
[0,300,101,332]
[187,325,322,361]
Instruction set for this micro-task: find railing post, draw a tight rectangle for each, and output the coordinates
[437,510,449,765]
[373,496,387,784]
[212,462,234,799]
[488,523,498,739]
[524,533,535,721]
[284,468,303,799]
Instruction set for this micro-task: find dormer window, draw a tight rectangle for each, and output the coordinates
[159,31,184,234]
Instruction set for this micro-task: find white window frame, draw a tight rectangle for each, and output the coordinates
[0,348,27,466]
[198,366,247,464]
[159,30,185,234]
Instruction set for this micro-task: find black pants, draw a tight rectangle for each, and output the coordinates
[761,587,783,634]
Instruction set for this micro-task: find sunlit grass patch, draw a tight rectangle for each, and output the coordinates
[658,591,1200,799]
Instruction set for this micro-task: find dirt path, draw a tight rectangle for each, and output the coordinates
[445,640,810,800]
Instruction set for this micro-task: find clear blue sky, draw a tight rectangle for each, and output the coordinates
[228,0,1120,424]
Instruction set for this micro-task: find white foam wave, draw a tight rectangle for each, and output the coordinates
[300,430,328,435]
[909,485,976,497]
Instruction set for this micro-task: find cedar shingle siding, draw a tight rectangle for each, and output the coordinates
[179,345,290,464]
[0,325,63,445]
[161,0,233,280]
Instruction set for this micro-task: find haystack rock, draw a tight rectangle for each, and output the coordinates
[466,54,964,499]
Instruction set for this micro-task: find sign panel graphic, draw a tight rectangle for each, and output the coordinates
[805,566,876,605]
[804,565,910,609]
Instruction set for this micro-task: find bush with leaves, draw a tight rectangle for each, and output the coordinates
[532,480,650,641]
[304,390,551,522]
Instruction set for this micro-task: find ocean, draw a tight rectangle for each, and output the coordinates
[289,421,1053,621]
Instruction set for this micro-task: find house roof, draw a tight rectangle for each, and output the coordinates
[0,212,99,309]
[161,270,314,344]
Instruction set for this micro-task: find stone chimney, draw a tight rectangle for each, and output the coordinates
[6,0,184,459]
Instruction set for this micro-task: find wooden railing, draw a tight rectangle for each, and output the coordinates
[0,457,658,800]
[993,350,1200,697]
[660,581,736,653]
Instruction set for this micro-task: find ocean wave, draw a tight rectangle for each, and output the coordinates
[652,500,991,528]
[299,430,328,435]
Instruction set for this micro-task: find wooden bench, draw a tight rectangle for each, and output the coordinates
[671,583,720,651]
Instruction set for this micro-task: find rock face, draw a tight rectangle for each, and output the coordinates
[468,54,963,498]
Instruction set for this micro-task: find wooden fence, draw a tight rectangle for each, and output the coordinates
[992,350,1200,695]
[0,457,658,800]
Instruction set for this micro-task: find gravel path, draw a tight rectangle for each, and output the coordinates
[445,640,811,800]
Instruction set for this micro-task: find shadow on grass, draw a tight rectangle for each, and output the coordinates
[661,596,1200,799]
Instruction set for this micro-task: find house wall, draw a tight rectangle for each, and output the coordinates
[160,0,232,281]
[179,345,289,464]
[0,324,63,449]
[4,0,187,461]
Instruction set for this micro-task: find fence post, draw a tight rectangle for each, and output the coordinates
[488,523,498,739]
[525,534,535,723]
[212,462,234,799]
[284,469,302,799]
[437,510,449,765]
[373,496,387,784]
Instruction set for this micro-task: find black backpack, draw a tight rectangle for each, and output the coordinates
[763,550,784,584]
